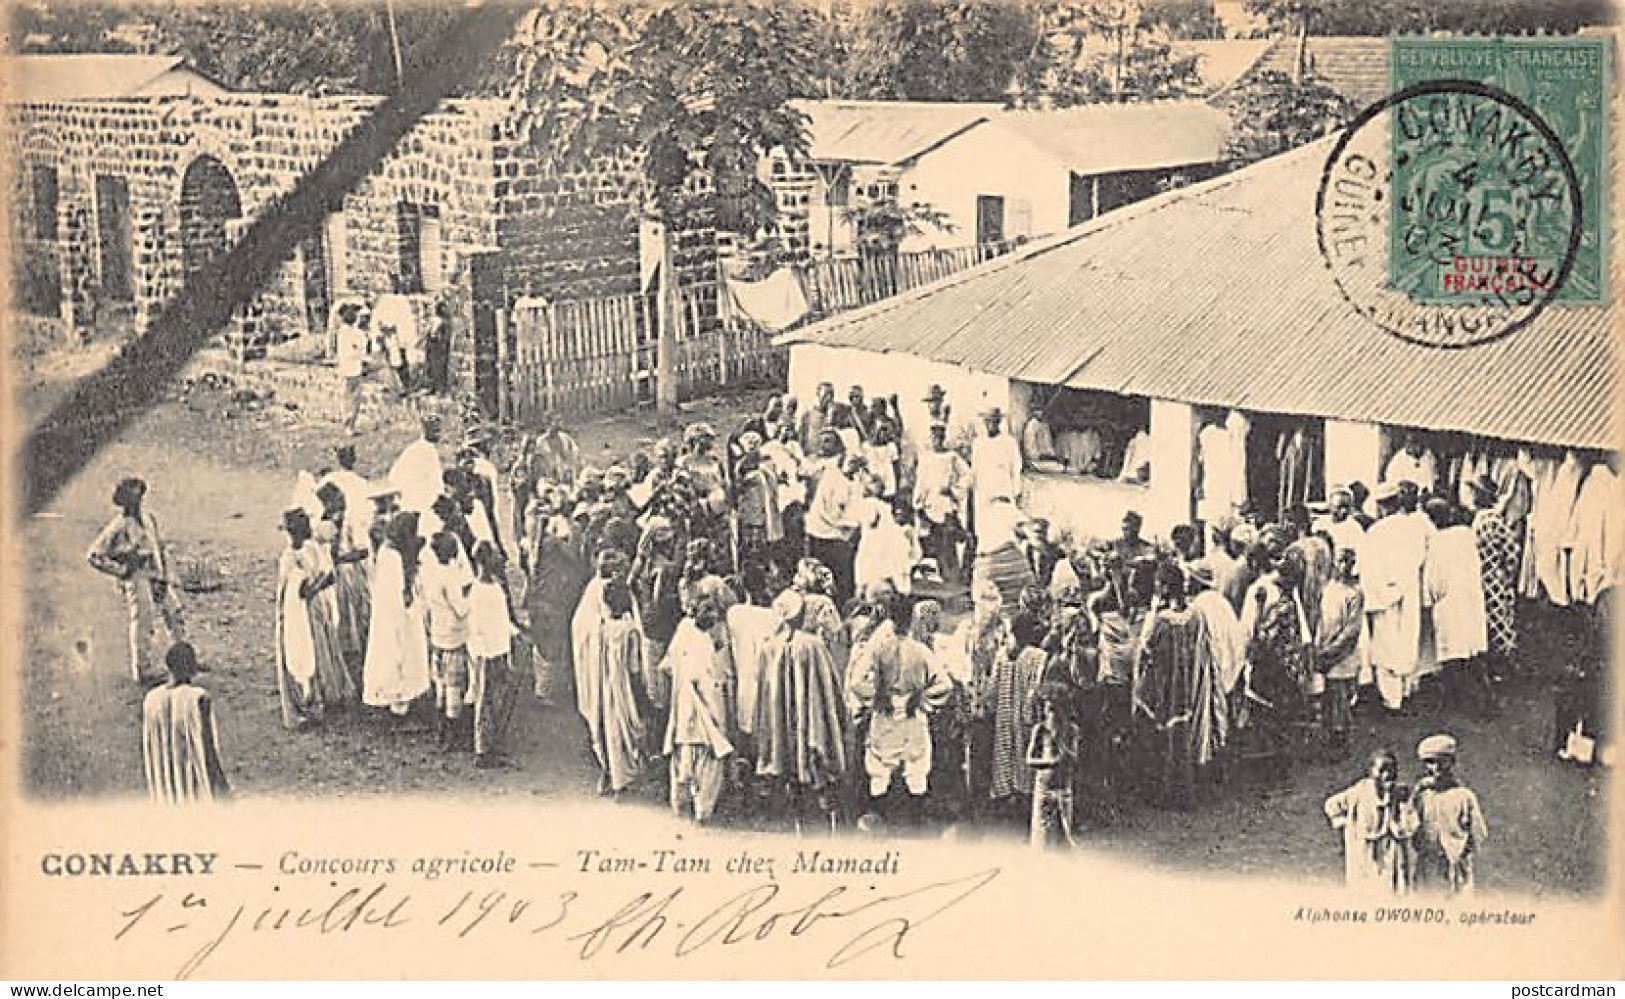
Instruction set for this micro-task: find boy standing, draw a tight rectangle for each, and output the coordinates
[1323,749,1419,894]
[1413,733,1489,895]
[423,531,473,749]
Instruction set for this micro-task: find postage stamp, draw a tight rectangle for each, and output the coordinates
[1317,79,1583,348]
[1389,36,1612,307]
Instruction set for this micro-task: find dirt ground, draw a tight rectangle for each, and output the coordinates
[16,337,1610,897]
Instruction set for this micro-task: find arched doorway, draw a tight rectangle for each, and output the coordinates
[179,156,242,279]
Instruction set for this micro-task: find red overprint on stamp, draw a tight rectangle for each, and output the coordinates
[1439,256,1555,295]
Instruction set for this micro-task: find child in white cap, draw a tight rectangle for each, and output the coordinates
[1413,733,1488,895]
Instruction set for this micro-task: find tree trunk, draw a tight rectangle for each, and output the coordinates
[1292,10,1309,86]
[655,218,679,417]
[1113,26,1126,98]
[384,0,405,92]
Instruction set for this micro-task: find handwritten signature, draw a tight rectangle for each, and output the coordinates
[114,868,1002,979]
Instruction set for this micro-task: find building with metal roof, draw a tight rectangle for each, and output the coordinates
[1171,38,1276,96]
[2,54,228,102]
[779,137,1615,537]
[1230,36,1391,108]
[773,98,1234,257]
[790,99,1004,167]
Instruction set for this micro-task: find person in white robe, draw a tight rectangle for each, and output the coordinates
[1362,484,1430,710]
[276,508,349,729]
[143,642,231,805]
[1383,434,1438,491]
[572,548,628,736]
[581,577,649,794]
[1118,429,1152,484]
[1021,404,1064,471]
[1196,412,1248,524]
[1565,457,1621,605]
[971,408,1022,530]
[664,599,735,823]
[1421,499,1488,671]
[727,600,779,739]
[855,479,920,596]
[363,512,432,716]
[389,413,446,516]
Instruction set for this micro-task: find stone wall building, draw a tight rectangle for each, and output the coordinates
[6,57,723,413]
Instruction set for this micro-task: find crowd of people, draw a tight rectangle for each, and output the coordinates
[97,375,1613,898]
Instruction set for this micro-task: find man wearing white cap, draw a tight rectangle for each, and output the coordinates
[970,406,1022,535]
[1413,733,1488,895]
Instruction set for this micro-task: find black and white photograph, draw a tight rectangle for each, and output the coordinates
[2,0,1621,982]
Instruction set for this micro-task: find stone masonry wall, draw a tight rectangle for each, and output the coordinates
[7,88,727,415]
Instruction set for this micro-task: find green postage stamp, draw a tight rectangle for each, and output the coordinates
[1389,36,1612,306]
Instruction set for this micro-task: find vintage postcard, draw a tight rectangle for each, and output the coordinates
[2,0,1621,981]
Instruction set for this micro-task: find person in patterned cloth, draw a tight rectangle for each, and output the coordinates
[1470,477,1519,684]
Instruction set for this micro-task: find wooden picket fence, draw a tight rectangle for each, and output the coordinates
[800,239,1021,318]
[503,238,1019,423]
[505,287,783,423]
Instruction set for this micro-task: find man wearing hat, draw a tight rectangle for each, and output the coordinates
[970,405,1022,541]
[1363,480,1430,711]
[332,299,370,434]
[911,421,969,582]
[1414,733,1488,895]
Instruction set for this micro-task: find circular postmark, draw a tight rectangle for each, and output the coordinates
[1315,79,1583,349]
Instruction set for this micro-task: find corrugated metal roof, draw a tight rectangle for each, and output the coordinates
[1243,36,1391,108]
[3,54,227,102]
[781,139,1617,450]
[992,100,1231,175]
[1171,38,1274,94]
[792,99,1003,165]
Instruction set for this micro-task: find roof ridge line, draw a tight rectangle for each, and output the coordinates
[777,138,1330,346]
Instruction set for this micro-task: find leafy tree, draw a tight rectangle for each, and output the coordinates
[842,0,1040,102]
[1141,0,1225,39]
[508,0,816,412]
[1015,0,1204,106]
[1217,68,1351,163]
[9,0,463,95]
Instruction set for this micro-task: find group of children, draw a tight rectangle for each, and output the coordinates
[1324,734,1488,896]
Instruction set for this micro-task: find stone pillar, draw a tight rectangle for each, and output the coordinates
[1325,419,1382,493]
[1148,398,1197,539]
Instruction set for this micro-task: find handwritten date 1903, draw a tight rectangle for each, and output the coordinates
[114,868,1002,979]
